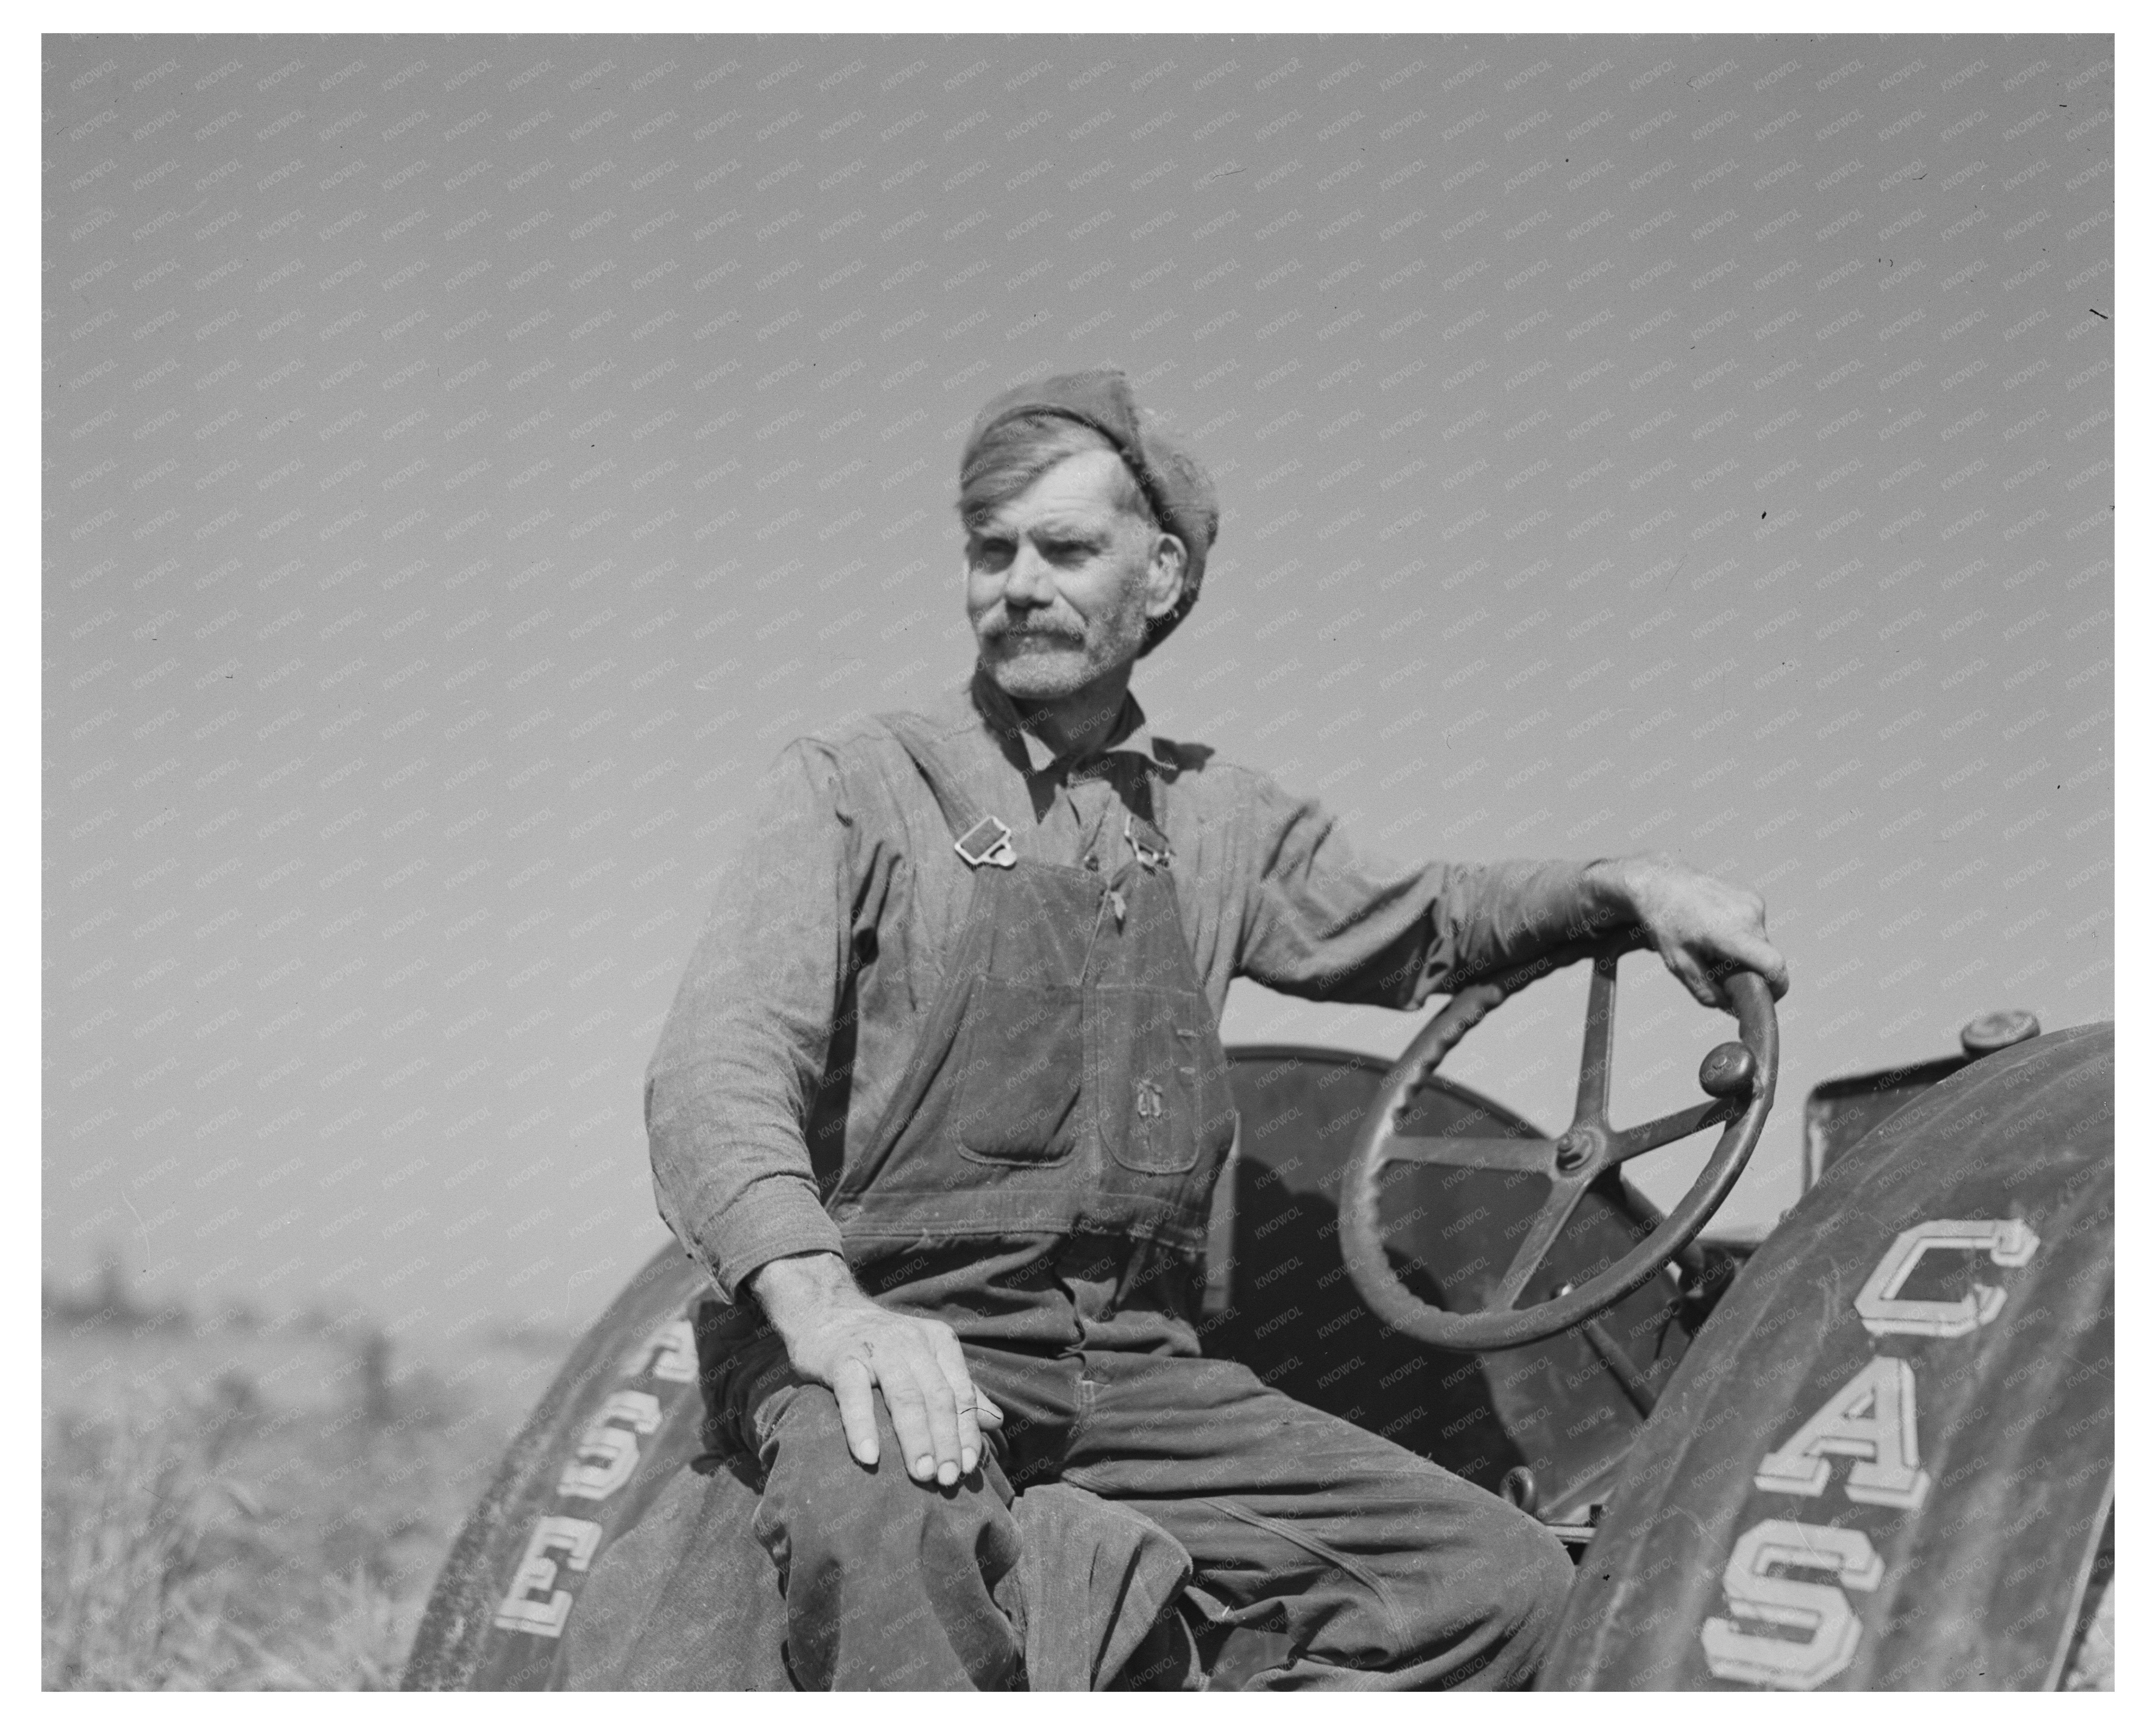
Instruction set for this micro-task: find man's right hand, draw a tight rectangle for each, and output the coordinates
[747,1252,1003,1487]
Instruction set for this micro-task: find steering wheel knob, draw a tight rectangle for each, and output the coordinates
[1698,1041,1758,1099]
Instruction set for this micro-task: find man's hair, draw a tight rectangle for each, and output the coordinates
[957,412,1160,535]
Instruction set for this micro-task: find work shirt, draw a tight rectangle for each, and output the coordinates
[646,665,1607,1354]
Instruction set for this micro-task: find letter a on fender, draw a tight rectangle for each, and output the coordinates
[1753,1354,1931,1509]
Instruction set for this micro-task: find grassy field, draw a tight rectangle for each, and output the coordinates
[41,1269,570,1691]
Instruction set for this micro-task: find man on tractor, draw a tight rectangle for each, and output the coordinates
[645,368,1790,1690]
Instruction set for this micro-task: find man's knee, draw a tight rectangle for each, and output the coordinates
[751,1382,1026,1688]
[1374,1486,1573,1682]
[753,1380,1016,1564]
[1428,1499,1574,1681]
[1495,1512,1575,1642]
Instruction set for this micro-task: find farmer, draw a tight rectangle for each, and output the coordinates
[645,368,1788,1690]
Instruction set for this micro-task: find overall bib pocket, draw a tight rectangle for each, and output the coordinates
[954,978,1085,1165]
[1103,986,1223,1176]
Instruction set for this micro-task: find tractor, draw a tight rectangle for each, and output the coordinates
[402,937,2113,1691]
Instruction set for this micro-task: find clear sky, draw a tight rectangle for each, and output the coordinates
[44,33,2111,1360]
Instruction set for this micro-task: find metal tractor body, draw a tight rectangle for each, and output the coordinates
[404,1002,2112,1691]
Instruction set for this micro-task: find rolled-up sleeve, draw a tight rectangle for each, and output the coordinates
[645,739,852,1300]
[1233,768,1616,1006]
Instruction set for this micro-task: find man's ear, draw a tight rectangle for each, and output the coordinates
[1145,533,1189,620]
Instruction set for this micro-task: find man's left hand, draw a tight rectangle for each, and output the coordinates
[1590,853,1790,1011]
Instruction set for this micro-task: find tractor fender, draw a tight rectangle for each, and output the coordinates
[401,1249,711,1690]
[1538,1023,2112,1691]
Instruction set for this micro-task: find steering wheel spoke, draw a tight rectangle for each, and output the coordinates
[1381,1134,1557,1175]
[1604,1097,1740,1164]
[1572,953,1620,1128]
[1340,932,1778,1352]
[1492,1178,1589,1311]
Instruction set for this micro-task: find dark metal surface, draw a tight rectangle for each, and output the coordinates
[1212,1045,1697,1522]
[400,1248,709,1690]
[1801,1053,1968,1187]
[1801,1009,2043,1187]
[1539,1023,2113,1691]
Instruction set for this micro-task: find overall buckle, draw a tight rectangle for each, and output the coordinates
[1124,810,1172,870]
[954,815,1018,869]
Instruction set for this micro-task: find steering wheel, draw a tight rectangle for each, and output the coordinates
[1340,933,1778,1352]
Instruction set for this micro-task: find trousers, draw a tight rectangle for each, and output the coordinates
[726,1335,1576,1691]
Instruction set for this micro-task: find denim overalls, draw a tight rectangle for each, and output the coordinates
[824,710,1239,1313]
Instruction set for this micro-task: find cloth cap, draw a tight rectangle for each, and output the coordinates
[963,368,1220,653]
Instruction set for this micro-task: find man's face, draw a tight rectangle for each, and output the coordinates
[964,448,1185,704]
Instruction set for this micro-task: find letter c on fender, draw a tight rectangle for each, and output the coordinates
[1853,1217,2038,1338]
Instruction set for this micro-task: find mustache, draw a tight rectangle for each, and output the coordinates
[982,618,1083,645]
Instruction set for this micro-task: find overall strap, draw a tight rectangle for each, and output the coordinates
[1124,762,1170,869]
[830,713,1027,1212]
[873,710,1014,868]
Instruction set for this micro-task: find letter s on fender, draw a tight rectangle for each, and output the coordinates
[627,1315,698,1381]
[1699,1519,1883,1690]
[556,1389,664,1501]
